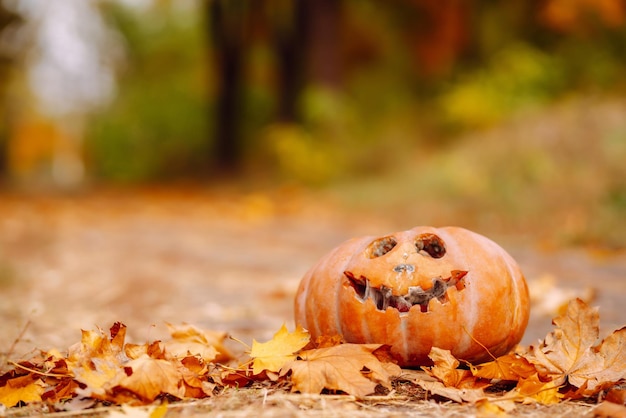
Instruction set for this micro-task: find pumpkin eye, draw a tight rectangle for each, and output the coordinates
[416,234,446,258]
[367,236,397,258]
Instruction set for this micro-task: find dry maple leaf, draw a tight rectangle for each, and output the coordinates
[526,298,626,395]
[424,347,489,390]
[249,324,310,375]
[512,373,563,405]
[67,322,129,395]
[68,323,128,365]
[281,343,401,398]
[0,373,44,407]
[470,353,537,381]
[163,323,231,363]
[110,355,185,403]
[415,347,489,404]
[412,379,487,404]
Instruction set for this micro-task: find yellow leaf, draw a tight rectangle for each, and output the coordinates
[72,357,122,396]
[249,324,310,375]
[514,373,563,405]
[476,399,511,415]
[150,401,169,418]
[0,377,44,407]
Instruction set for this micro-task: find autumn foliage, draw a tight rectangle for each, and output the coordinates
[0,299,624,414]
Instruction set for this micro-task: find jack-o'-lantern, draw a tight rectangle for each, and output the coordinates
[294,226,530,367]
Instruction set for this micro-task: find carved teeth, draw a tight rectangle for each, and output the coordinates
[344,270,468,313]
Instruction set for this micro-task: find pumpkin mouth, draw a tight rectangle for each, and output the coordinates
[344,270,468,313]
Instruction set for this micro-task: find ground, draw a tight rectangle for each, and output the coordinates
[0,186,624,416]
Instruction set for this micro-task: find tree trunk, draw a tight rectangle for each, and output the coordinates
[206,0,248,174]
[0,3,21,182]
[302,0,343,90]
[273,1,308,123]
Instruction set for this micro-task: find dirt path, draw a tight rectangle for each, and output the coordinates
[1,188,625,360]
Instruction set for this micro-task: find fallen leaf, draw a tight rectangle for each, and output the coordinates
[471,353,537,381]
[606,388,626,405]
[178,356,214,398]
[526,298,626,395]
[164,323,231,363]
[111,355,185,403]
[282,343,401,398]
[150,401,169,418]
[249,324,310,375]
[513,373,563,405]
[67,323,129,394]
[412,379,486,403]
[476,398,514,415]
[106,404,162,418]
[72,356,123,397]
[68,323,127,364]
[423,347,488,389]
[0,374,44,407]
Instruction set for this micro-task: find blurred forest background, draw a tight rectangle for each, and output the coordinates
[0,0,625,247]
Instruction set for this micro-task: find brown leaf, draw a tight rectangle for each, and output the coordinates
[281,343,401,398]
[249,324,310,375]
[412,379,486,403]
[526,298,626,395]
[606,388,626,405]
[41,377,80,403]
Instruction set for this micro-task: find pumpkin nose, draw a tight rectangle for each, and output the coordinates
[393,263,415,273]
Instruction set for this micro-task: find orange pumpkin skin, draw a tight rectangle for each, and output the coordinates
[294,226,530,367]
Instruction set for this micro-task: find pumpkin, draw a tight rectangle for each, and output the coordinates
[294,226,530,367]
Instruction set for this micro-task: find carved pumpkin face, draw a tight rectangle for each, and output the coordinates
[294,226,530,367]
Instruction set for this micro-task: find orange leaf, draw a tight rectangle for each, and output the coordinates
[423,347,488,389]
[281,343,401,398]
[67,323,128,372]
[249,324,310,375]
[471,353,537,381]
[112,355,185,403]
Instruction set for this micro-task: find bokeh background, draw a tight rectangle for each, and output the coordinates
[0,0,625,246]
[0,0,625,356]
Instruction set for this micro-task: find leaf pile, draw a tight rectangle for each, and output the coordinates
[0,299,625,415]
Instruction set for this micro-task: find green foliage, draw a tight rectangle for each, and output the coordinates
[86,2,209,182]
[438,43,566,129]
